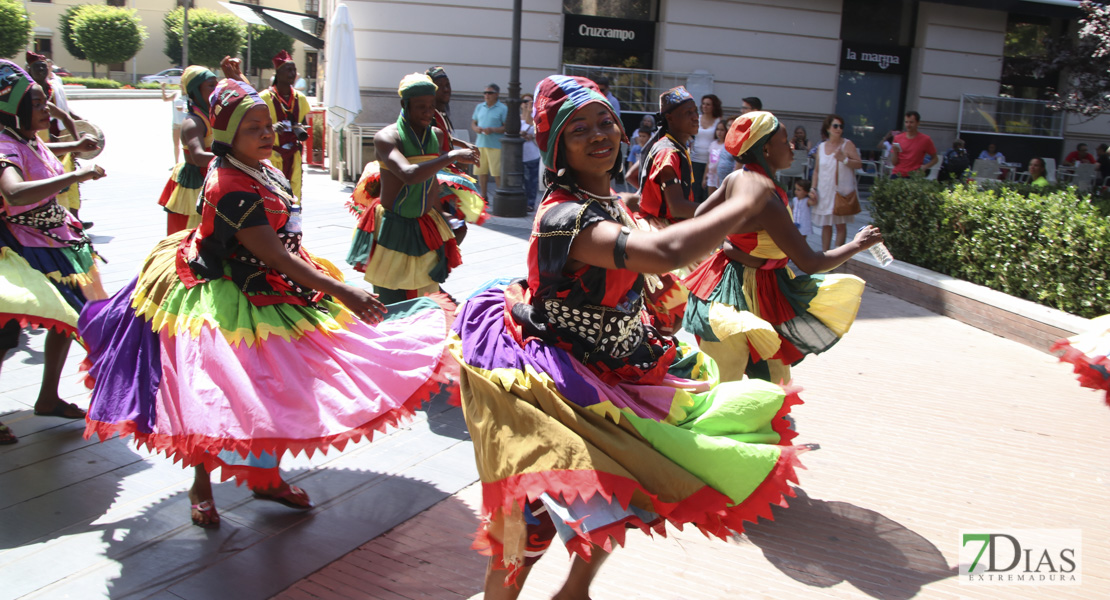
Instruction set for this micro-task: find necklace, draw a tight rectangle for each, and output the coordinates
[225,154,297,206]
[271,87,295,117]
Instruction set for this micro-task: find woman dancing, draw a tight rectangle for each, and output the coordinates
[452,75,806,599]
[0,60,106,433]
[80,79,457,527]
[157,65,218,234]
[683,111,882,384]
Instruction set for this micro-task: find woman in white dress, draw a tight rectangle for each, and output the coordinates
[691,94,721,202]
[810,114,861,251]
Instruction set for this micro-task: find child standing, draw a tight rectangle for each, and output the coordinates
[792,179,815,235]
[705,119,728,194]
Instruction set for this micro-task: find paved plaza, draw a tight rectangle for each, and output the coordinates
[1,99,1107,599]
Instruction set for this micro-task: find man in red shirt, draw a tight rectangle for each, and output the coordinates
[1063,143,1096,166]
[890,111,937,177]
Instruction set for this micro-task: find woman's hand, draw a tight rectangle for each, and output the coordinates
[77,163,106,181]
[75,134,100,154]
[220,56,248,83]
[853,225,883,250]
[834,147,847,162]
[334,285,388,324]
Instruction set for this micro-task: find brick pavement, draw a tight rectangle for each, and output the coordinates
[276,289,1110,599]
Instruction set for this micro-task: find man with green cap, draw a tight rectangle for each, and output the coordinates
[347,73,480,304]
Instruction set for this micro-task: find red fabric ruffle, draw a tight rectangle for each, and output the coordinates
[474,386,805,579]
[82,325,461,489]
[1052,339,1110,406]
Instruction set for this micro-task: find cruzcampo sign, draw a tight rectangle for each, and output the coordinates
[564,14,655,53]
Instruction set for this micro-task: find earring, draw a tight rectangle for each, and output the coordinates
[557,168,566,177]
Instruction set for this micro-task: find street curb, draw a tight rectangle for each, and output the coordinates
[64,89,164,100]
[840,251,1092,354]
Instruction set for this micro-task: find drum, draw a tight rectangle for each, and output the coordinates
[54,120,105,160]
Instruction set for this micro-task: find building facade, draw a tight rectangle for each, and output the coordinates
[23,0,316,87]
[321,0,1106,168]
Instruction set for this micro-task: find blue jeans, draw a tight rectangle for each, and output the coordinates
[523,159,540,209]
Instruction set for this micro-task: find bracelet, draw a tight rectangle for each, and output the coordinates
[613,225,631,269]
[659,178,682,190]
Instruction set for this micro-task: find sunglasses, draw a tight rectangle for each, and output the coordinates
[830,123,843,129]
[484,91,497,95]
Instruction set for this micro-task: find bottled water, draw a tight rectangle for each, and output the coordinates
[859,226,893,267]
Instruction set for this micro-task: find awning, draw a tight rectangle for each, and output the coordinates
[219,1,325,49]
[925,0,1081,19]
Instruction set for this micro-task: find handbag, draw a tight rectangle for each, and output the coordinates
[832,148,861,216]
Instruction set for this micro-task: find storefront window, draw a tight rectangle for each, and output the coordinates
[563,0,656,21]
[1000,14,1062,100]
[836,70,904,159]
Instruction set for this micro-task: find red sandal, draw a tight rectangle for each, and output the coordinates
[190,500,220,528]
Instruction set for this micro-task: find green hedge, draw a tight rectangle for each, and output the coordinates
[60,77,121,89]
[869,177,1110,318]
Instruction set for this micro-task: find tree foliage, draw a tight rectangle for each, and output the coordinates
[72,6,146,72]
[59,5,88,62]
[1022,1,1110,117]
[246,26,295,74]
[0,0,32,60]
[163,8,245,70]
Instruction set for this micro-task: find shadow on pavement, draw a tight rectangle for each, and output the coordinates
[744,489,956,599]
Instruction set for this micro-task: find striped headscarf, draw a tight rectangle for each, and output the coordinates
[181,65,217,117]
[532,74,625,173]
[209,79,265,155]
[725,111,780,175]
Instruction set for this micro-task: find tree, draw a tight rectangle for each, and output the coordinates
[1023,1,1110,117]
[246,26,295,75]
[72,6,146,77]
[59,6,88,62]
[0,0,32,60]
[163,8,244,70]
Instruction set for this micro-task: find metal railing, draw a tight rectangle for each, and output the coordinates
[957,94,1065,139]
[562,64,712,115]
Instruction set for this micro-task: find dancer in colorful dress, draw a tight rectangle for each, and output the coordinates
[636,86,700,225]
[25,52,85,226]
[260,50,311,200]
[683,111,882,384]
[1053,315,1110,406]
[346,73,480,304]
[452,75,806,598]
[426,65,488,226]
[80,79,458,527]
[158,65,217,234]
[0,60,106,424]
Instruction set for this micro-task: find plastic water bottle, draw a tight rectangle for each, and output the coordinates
[859,226,893,267]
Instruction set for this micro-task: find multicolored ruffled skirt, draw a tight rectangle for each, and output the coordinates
[80,232,458,488]
[684,252,865,384]
[345,161,489,225]
[450,284,803,580]
[0,220,102,337]
[346,199,461,296]
[1053,315,1110,406]
[158,161,204,229]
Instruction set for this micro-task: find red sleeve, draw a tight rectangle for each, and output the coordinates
[926,137,937,156]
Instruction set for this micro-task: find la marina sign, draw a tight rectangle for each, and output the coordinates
[841,44,910,75]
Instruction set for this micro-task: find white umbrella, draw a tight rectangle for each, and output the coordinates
[325,4,361,130]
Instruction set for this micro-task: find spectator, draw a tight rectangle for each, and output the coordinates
[978,142,1005,163]
[471,83,508,198]
[1065,142,1097,166]
[520,92,540,211]
[792,179,815,234]
[161,82,186,163]
[628,126,650,170]
[691,94,722,202]
[639,114,656,131]
[1098,143,1110,181]
[791,126,810,152]
[811,113,862,250]
[714,115,740,185]
[940,138,970,181]
[890,111,937,177]
[1028,157,1050,187]
[594,76,621,116]
[740,96,762,114]
[705,118,728,195]
[879,130,896,160]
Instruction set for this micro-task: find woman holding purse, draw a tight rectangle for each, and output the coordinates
[811,114,861,251]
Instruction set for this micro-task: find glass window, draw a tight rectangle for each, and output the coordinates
[1000,14,1063,100]
[840,0,915,47]
[563,0,656,21]
[835,70,904,159]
